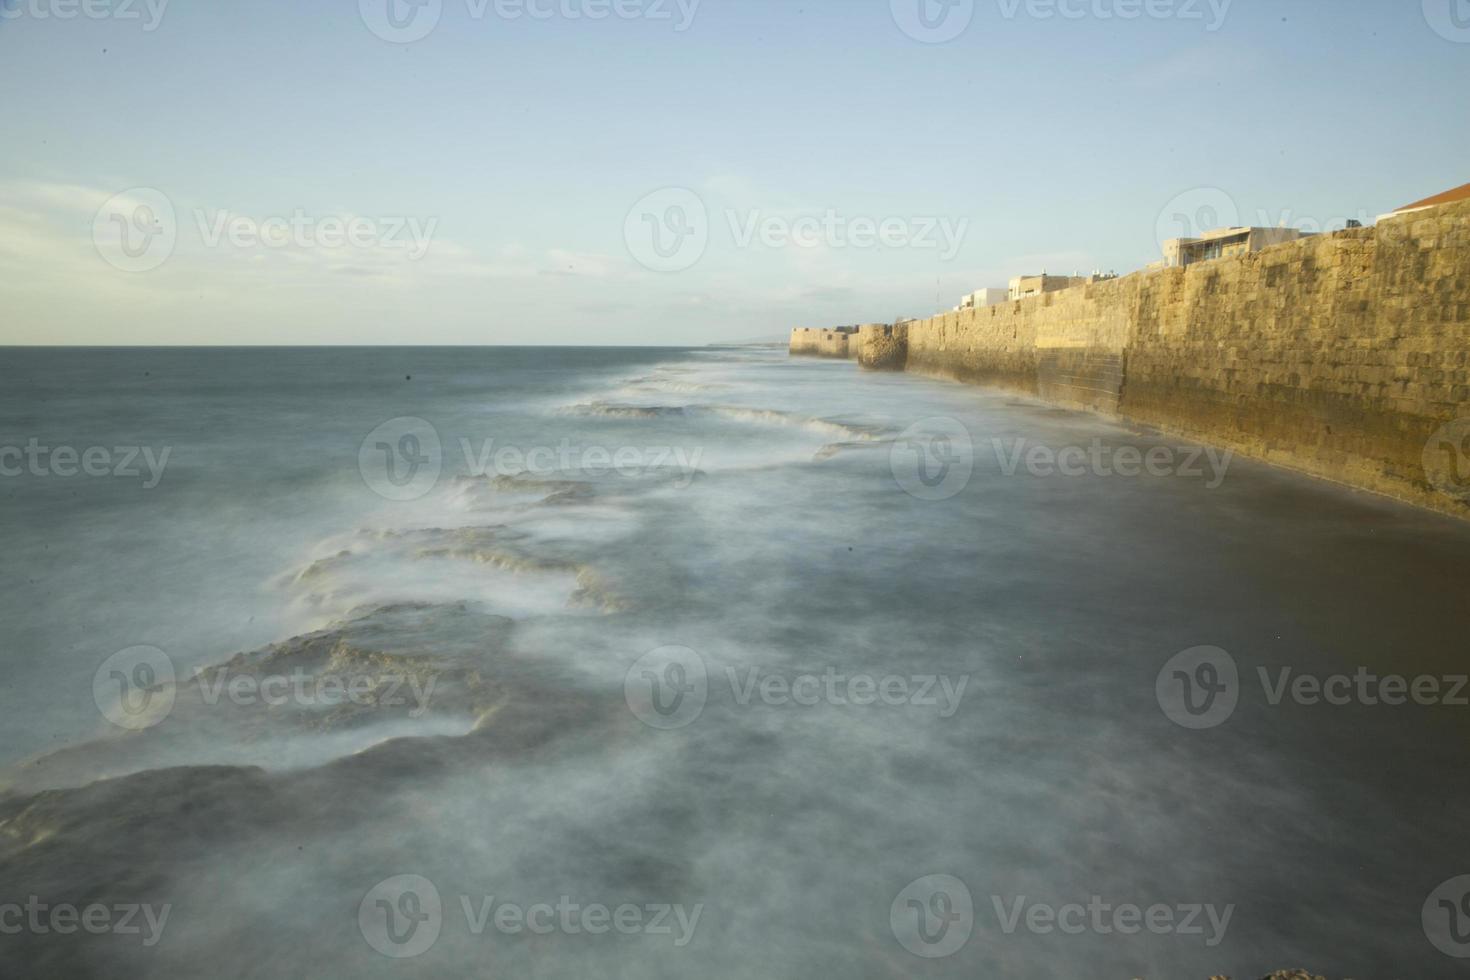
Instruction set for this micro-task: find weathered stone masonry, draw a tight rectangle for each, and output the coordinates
[790,327,858,359]
[792,200,1470,518]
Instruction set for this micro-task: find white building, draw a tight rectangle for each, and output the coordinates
[959,287,1008,310]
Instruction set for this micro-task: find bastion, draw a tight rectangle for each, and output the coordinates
[790,326,858,359]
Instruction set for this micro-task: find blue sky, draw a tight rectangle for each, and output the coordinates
[2,0,1467,345]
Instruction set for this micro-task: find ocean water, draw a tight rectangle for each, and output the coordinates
[3,345,1470,978]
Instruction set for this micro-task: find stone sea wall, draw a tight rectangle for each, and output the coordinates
[854,323,907,370]
[792,199,1470,518]
[790,327,855,359]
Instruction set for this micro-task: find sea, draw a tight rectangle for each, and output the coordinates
[2,345,1469,978]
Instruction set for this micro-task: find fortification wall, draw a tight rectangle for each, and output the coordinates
[789,327,857,359]
[815,330,852,359]
[855,323,907,370]
[904,276,1138,414]
[1123,203,1470,516]
[789,328,824,357]
[789,200,1470,517]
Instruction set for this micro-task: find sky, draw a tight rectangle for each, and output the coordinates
[1,0,1468,346]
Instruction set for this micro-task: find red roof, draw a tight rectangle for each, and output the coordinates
[1394,181,1470,213]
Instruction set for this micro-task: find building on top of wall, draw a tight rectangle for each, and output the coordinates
[958,287,1009,310]
[1381,180,1470,220]
[1008,274,1085,300]
[1007,272,1115,301]
[1162,227,1309,268]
